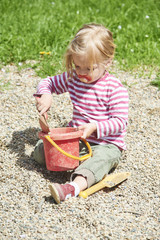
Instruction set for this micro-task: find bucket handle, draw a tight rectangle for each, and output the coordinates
[44,135,92,161]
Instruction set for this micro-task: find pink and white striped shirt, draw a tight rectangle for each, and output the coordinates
[36,71,129,150]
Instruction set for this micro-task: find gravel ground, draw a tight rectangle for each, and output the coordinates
[0,64,160,240]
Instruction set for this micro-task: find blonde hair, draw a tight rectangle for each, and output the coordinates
[65,23,116,76]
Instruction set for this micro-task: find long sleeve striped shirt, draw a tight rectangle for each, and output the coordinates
[35,71,129,150]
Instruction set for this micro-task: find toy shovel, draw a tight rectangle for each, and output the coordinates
[79,172,131,199]
[39,113,50,133]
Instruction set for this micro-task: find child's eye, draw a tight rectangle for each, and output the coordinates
[93,65,98,70]
[87,65,97,71]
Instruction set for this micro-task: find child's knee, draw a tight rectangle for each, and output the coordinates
[33,140,46,166]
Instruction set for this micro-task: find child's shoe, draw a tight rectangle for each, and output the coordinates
[49,183,76,204]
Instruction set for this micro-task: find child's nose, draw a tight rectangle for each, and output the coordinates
[79,69,88,75]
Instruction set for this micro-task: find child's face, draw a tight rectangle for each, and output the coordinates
[72,54,106,83]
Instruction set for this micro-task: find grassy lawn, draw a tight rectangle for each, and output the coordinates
[0,0,160,84]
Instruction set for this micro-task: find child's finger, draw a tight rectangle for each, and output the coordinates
[77,125,83,130]
[78,124,87,130]
[39,107,48,116]
[81,129,87,139]
[82,133,86,139]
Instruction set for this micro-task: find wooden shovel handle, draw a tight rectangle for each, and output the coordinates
[79,179,106,199]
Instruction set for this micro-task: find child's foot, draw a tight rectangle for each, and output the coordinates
[49,183,76,204]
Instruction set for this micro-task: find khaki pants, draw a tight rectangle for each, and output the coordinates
[33,140,122,187]
[71,141,122,187]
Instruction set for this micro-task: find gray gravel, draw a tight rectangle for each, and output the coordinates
[0,63,160,240]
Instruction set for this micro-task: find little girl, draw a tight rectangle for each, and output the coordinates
[34,23,129,204]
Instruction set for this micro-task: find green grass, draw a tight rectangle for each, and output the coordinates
[0,0,160,78]
[0,79,11,91]
[151,73,160,89]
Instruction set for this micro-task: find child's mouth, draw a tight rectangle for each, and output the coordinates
[78,75,92,82]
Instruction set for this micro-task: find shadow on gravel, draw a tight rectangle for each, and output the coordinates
[7,127,70,183]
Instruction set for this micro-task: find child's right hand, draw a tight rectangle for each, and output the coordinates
[35,94,52,115]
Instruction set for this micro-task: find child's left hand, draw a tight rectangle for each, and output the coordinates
[78,123,97,139]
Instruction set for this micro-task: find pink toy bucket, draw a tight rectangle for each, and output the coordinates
[39,127,92,171]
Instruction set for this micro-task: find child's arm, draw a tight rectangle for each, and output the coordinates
[78,86,128,139]
[34,72,69,115]
[78,85,128,140]
[96,86,129,138]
